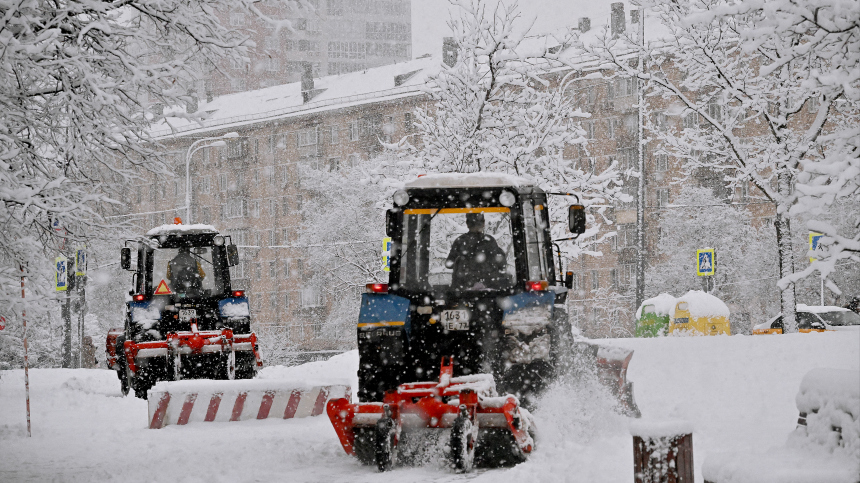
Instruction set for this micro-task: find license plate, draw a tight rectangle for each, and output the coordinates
[441,310,469,331]
[179,309,197,321]
[675,317,689,324]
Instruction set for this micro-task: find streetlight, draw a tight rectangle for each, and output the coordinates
[184,132,239,223]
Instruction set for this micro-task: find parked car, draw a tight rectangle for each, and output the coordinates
[752,304,860,334]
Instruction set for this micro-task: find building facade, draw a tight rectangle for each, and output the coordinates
[206,0,412,97]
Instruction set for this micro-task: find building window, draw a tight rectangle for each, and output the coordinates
[807,96,820,113]
[683,112,699,130]
[269,261,276,277]
[655,112,668,132]
[739,182,749,202]
[707,100,722,123]
[281,228,289,244]
[329,125,339,144]
[591,270,599,290]
[348,121,360,141]
[655,153,668,172]
[250,200,260,218]
[264,57,281,72]
[301,287,324,308]
[230,13,245,27]
[657,189,669,208]
[226,140,246,159]
[617,223,636,248]
[611,268,618,289]
[282,196,289,214]
[269,229,278,247]
[622,263,635,289]
[328,157,340,172]
[583,121,594,139]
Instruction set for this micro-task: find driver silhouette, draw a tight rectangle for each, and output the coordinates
[166,247,206,293]
[445,213,506,290]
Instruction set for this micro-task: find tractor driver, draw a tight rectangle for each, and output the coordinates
[445,213,507,290]
[166,247,206,293]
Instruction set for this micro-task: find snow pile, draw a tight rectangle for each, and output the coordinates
[636,293,677,319]
[702,367,860,483]
[1,333,857,482]
[220,300,250,317]
[258,350,359,401]
[405,172,535,189]
[791,368,860,458]
[629,419,693,439]
[146,223,219,236]
[673,290,730,318]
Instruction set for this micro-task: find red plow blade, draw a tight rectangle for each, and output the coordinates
[327,357,535,472]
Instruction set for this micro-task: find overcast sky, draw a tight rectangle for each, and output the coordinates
[410,0,622,58]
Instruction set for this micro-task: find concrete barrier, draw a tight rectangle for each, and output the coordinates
[147,379,351,429]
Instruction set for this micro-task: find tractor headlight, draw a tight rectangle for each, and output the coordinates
[393,190,410,206]
[499,191,516,207]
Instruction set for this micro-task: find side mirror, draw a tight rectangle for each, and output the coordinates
[226,244,239,267]
[386,208,402,239]
[569,205,586,234]
[120,247,132,271]
[810,321,825,330]
[564,271,574,289]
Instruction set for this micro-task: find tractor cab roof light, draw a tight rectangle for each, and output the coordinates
[366,283,389,294]
[133,294,146,302]
[526,280,549,292]
[232,290,245,298]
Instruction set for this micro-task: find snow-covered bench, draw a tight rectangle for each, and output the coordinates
[703,368,860,483]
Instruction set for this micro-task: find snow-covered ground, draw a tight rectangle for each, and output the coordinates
[1,332,857,482]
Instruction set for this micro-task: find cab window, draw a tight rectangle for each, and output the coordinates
[522,200,549,282]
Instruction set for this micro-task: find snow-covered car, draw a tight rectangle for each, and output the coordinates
[752,304,860,334]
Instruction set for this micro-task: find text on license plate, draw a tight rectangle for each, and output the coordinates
[179,309,197,321]
[441,310,470,331]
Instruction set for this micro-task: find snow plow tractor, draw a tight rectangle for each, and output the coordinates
[327,173,639,470]
[106,221,262,399]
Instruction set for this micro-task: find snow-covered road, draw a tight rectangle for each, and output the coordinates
[1,332,857,482]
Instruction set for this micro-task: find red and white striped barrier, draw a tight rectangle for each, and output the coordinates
[147,379,351,429]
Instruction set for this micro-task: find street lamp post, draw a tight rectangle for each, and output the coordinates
[184,132,239,223]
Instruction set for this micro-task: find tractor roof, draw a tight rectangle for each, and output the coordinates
[146,223,219,238]
[405,173,535,190]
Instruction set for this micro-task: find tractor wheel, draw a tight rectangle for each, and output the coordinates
[119,369,129,397]
[234,352,257,380]
[223,351,236,380]
[353,427,376,465]
[374,411,397,472]
[449,410,476,472]
[132,370,154,400]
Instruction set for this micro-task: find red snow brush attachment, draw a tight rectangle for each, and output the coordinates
[326,357,535,472]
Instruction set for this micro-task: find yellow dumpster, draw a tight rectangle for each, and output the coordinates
[669,290,731,336]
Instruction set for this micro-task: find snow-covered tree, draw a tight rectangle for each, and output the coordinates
[589,0,859,332]
[0,0,308,365]
[394,0,625,261]
[646,186,778,334]
[293,153,406,350]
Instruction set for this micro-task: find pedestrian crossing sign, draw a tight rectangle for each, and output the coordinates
[696,248,716,276]
[809,232,825,262]
[382,237,392,272]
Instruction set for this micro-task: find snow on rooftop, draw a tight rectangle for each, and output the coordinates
[674,290,730,319]
[405,172,535,189]
[146,223,219,237]
[152,55,440,138]
[636,293,677,319]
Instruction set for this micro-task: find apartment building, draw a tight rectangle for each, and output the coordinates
[206,0,412,97]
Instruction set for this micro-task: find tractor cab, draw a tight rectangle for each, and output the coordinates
[120,223,248,335]
[109,221,261,398]
[358,174,584,402]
